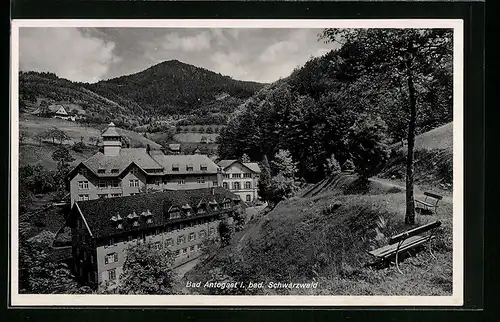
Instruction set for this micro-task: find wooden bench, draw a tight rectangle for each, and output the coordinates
[368,220,442,273]
[415,192,443,214]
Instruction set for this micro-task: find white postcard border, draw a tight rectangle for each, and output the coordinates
[9,18,464,307]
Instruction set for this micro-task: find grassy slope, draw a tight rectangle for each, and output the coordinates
[186,176,453,296]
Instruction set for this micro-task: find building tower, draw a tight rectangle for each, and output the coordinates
[101,122,122,156]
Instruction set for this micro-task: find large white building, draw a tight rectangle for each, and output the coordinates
[217,160,261,202]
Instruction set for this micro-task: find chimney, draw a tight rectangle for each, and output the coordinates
[211,187,215,195]
[146,144,151,155]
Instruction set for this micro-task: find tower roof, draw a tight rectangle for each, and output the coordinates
[101,122,121,137]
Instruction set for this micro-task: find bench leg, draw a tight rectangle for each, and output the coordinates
[428,229,437,259]
[395,240,404,274]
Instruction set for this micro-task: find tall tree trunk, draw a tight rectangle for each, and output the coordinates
[405,64,417,225]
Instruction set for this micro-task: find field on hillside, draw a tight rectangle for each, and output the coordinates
[186,173,453,296]
[173,133,219,143]
[392,122,453,153]
[19,142,95,170]
[19,114,161,149]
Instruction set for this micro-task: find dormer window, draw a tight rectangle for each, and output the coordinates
[79,168,87,176]
[131,168,138,176]
[197,206,206,215]
[172,164,179,172]
[200,165,208,171]
[209,200,218,211]
[111,169,119,174]
[146,218,153,224]
[169,208,181,219]
[186,164,194,172]
[223,201,231,209]
[182,204,192,216]
[133,221,139,227]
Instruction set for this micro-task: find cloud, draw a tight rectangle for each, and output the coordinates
[161,32,212,52]
[19,28,120,83]
[210,51,251,80]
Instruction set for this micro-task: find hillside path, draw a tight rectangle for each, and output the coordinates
[369,177,453,204]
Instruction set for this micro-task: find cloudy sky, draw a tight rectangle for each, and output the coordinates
[19,27,339,84]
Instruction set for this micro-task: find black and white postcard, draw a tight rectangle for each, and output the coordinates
[10,19,464,306]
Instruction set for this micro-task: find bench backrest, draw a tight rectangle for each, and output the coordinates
[389,220,442,245]
[424,192,443,200]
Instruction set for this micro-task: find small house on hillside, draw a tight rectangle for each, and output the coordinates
[167,143,181,155]
[33,104,70,120]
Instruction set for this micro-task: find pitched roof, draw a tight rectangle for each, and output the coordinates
[152,154,220,174]
[101,122,120,137]
[217,160,261,173]
[82,148,163,176]
[73,187,239,239]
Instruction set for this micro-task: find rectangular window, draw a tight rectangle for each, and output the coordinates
[189,232,196,241]
[78,194,89,201]
[178,179,185,185]
[131,168,138,176]
[186,165,193,172]
[223,182,228,189]
[223,174,230,179]
[232,173,242,178]
[199,230,206,238]
[232,182,241,190]
[243,173,252,178]
[78,181,89,189]
[197,207,205,214]
[170,210,181,219]
[177,235,185,245]
[154,241,161,250]
[98,180,107,188]
[213,181,218,187]
[246,194,251,202]
[197,177,205,183]
[182,248,187,255]
[200,165,208,171]
[245,181,251,189]
[223,202,231,209]
[108,269,116,281]
[79,168,87,176]
[176,250,180,257]
[111,180,120,188]
[190,245,195,252]
[209,227,215,235]
[172,165,179,172]
[165,238,174,247]
[104,253,118,264]
[129,179,139,187]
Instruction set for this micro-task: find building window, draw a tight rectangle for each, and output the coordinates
[98,180,107,188]
[182,248,187,255]
[78,181,89,189]
[111,169,119,174]
[199,230,206,238]
[177,235,185,245]
[178,179,185,185]
[172,165,179,172]
[245,181,251,189]
[176,250,180,257]
[186,164,193,172]
[108,269,116,281]
[213,181,218,187]
[223,202,231,209]
[169,210,181,219]
[98,194,108,199]
[223,174,230,179]
[209,227,215,235]
[98,169,105,174]
[197,207,205,215]
[190,245,195,252]
[246,194,251,202]
[155,179,161,186]
[129,179,139,187]
[232,182,241,190]
[79,168,87,176]
[243,173,252,178]
[223,182,228,189]
[189,232,196,241]
[111,193,122,198]
[105,253,118,264]
[78,194,89,201]
[200,165,208,171]
[131,168,138,176]
[197,177,205,183]
[154,241,161,250]
[232,173,242,178]
[165,238,174,247]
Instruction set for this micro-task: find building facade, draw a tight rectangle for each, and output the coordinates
[68,187,240,290]
[217,160,261,202]
[68,123,222,206]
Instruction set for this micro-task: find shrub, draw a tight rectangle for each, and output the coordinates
[72,141,86,153]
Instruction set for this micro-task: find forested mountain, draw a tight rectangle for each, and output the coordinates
[218,29,453,182]
[19,60,266,128]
